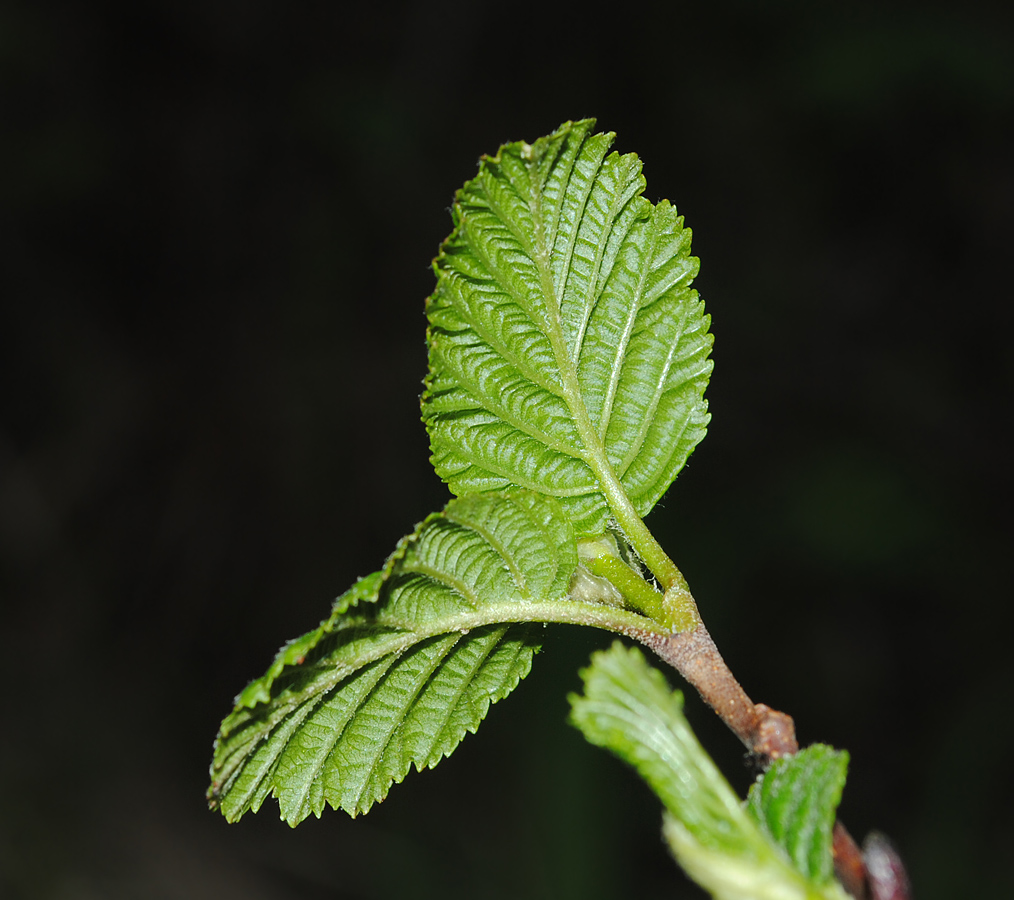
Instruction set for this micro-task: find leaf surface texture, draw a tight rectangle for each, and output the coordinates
[209,492,579,823]
[423,119,713,536]
[747,744,849,886]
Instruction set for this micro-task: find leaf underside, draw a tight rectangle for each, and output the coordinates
[210,120,719,828]
[423,118,713,537]
[209,491,579,824]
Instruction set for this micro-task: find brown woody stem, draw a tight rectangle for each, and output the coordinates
[637,622,798,763]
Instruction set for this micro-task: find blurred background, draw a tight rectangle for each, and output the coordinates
[2,1,1012,897]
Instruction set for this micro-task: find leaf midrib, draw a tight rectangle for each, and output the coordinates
[230,597,668,728]
[214,595,667,813]
[524,145,661,555]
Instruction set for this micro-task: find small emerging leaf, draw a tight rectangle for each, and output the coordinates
[570,644,850,900]
[747,744,849,886]
[423,119,713,537]
[210,491,579,823]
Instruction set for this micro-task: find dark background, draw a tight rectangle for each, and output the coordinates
[2,1,1012,897]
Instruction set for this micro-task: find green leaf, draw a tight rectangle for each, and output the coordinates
[747,744,849,886]
[569,643,771,858]
[209,492,662,824]
[422,119,713,538]
[569,644,850,900]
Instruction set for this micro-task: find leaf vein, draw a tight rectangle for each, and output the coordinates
[438,443,598,498]
[398,562,480,609]
[418,627,506,765]
[573,162,639,369]
[344,634,460,810]
[596,211,659,440]
[442,509,530,599]
[617,302,693,477]
[439,279,563,396]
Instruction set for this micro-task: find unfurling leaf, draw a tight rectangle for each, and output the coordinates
[422,118,712,537]
[210,491,665,824]
[747,744,849,886]
[570,644,850,900]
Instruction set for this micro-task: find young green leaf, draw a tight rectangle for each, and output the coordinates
[422,118,713,539]
[209,492,662,824]
[570,644,850,900]
[747,744,849,886]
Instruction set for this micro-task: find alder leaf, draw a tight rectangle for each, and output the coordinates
[747,744,849,887]
[209,492,659,824]
[570,644,850,900]
[422,118,713,537]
